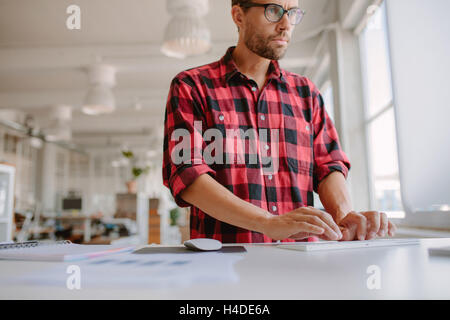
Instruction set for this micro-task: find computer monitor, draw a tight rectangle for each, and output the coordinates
[62,198,82,211]
[386,0,450,227]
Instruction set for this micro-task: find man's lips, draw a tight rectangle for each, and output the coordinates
[272,38,289,44]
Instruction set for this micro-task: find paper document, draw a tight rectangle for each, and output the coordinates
[0,243,135,261]
[0,250,245,289]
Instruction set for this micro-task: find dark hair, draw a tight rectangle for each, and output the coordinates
[232,0,251,12]
[232,0,251,32]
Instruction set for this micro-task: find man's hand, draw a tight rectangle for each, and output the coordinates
[263,206,343,241]
[338,211,397,241]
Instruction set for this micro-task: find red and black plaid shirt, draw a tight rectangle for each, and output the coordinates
[163,46,351,243]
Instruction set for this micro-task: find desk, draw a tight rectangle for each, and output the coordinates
[42,215,102,243]
[1,238,450,299]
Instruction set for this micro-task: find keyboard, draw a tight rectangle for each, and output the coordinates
[277,238,420,252]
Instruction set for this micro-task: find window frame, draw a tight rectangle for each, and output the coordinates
[357,1,404,219]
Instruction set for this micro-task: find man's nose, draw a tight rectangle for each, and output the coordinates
[277,12,292,32]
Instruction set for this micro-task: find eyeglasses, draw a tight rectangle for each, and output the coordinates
[240,2,306,25]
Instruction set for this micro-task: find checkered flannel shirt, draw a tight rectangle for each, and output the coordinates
[163,46,351,243]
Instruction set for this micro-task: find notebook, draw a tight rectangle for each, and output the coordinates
[277,238,420,252]
[0,240,135,262]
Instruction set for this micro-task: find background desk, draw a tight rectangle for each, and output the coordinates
[1,238,450,299]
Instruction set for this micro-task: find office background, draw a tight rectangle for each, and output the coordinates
[0,0,449,245]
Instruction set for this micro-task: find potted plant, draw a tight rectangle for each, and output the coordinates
[168,207,181,244]
[169,207,180,226]
[122,149,150,194]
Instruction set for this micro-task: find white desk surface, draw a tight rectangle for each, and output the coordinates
[1,238,450,299]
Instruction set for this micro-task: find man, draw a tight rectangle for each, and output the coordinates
[162,0,397,243]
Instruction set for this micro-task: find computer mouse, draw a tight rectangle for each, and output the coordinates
[183,238,223,251]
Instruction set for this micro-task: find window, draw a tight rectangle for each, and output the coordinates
[313,80,335,211]
[321,80,335,122]
[359,1,404,218]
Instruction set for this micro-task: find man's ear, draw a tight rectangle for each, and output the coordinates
[231,6,244,33]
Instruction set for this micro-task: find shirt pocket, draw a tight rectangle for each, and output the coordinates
[283,112,314,175]
[209,107,249,167]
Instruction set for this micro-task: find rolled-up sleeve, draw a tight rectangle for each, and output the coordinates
[309,81,351,193]
[162,75,216,207]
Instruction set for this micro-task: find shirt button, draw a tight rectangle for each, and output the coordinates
[264,144,270,150]
[268,175,273,180]
[272,206,277,212]
[252,87,257,92]
[219,115,224,121]
[305,125,310,131]
[260,115,266,121]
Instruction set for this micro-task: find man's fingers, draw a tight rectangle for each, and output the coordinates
[362,211,380,240]
[377,212,389,237]
[388,220,397,237]
[339,228,352,241]
[296,222,325,235]
[342,212,367,241]
[306,207,342,239]
[288,232,311,240]
[301,215,340,240]
[355,213,368,241]
[338,211,396,241]
[339,224,357,241]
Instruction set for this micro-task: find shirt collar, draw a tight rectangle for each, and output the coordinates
[220,46,286,85]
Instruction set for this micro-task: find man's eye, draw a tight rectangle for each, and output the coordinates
[268,7,280,15]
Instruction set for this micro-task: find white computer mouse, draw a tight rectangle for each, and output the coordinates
[184,238,223,251]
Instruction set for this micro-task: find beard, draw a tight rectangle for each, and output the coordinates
[243,22,289,60]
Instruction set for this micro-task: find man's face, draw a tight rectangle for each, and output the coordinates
[241,0,299,60]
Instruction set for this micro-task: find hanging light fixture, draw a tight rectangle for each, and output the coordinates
[45,105,72,142]
[83,84,116,115]
[82,64,117,115]
[161,0,211,59]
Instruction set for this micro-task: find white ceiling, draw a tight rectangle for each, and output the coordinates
[0,0,340,150]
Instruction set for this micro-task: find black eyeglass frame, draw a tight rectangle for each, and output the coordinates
[239,2,306,25]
